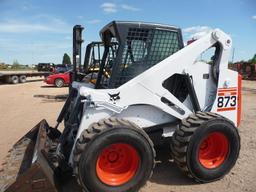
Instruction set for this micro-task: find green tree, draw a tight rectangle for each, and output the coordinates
[249,54,256,64]
[12,60,20,69]
[62,53,71,64]
[13,59,19,65]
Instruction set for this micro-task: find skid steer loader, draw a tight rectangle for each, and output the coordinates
[0,21,241,192]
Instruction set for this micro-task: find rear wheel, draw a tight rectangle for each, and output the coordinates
[19,75,27,83]
[171,112,240,182]
[73,118,155,192]
[54,78,64,88]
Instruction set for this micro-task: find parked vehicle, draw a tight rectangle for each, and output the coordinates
[37,63,54,72]
[54,64,73,74]
[0,72,50,84]
[44,71,70,87]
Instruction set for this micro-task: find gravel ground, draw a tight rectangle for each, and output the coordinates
[0,78,255,192]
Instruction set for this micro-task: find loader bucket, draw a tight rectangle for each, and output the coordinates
[0,120,58,192]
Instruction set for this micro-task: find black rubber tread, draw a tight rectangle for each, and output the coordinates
[0,138,33,192]
[73,117,156,192]
[171,111,240,182]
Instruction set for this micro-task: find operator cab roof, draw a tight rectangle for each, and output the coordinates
[100,20,181,43]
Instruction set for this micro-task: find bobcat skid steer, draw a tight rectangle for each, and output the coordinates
[0,21,241,192]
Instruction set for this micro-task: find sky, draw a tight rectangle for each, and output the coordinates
[0,0,255,65]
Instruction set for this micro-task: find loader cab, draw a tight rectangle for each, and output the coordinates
[84,21,184,89]
[59,22,184,159]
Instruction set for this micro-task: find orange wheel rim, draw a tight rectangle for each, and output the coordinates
[199,132,229,169]
[96,143,140,186]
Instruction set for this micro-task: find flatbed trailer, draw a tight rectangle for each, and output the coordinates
[0,72,51,84]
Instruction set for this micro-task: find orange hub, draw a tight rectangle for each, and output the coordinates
[199,132,229,169]
[96,143,140,186]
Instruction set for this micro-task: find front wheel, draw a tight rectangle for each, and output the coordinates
[10,75,19,84]
[171,112,240,182]
[73,118,155,192]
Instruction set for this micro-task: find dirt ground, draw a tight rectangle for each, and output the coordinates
[0,77,68,162]
[0,78,255,192]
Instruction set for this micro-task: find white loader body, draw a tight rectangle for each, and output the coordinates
[69,29,241,164]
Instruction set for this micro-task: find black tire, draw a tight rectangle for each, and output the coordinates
[10,75,19,84]
[73,118,155,192]
[171,112,240,183]
[19,75,26,83]
[54,78,64,88]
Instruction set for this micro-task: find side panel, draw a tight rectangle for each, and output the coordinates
[187,61,217,111]
[114,105,177,127]
[211,69,240,126]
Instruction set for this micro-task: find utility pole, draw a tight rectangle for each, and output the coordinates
[232,47,235,63]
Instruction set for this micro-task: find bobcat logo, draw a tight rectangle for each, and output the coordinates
[108,92,120,102]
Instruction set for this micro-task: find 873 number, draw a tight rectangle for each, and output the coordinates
[217,96,237,108]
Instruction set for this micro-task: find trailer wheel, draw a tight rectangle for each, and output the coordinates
[73,118,155,192]
[10,75,19,84]
[171,112,240,182]
[19,75,27,83]
[54,78,64,88]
